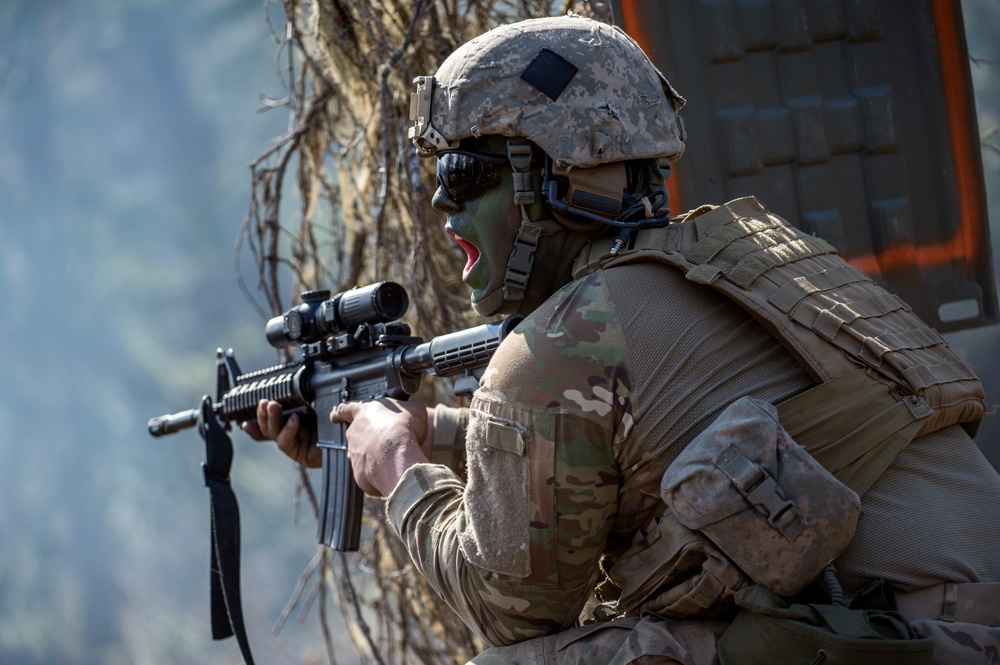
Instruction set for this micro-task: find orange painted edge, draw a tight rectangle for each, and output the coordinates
[620,0,985,282]
[930,0,984,267]
[856,0,985,278]
[620,0,684,212]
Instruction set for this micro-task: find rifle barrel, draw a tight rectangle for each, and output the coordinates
[148,407,202,437]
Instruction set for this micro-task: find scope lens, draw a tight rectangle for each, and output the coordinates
[338,282,408,329]
[372,283,408,320]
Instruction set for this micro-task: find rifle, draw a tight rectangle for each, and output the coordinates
[149,281,520,551]
[148,282,519,664]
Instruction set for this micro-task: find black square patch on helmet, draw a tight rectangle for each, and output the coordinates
[521,48,578,101]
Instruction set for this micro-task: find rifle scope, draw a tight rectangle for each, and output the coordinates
[265,281,409,348]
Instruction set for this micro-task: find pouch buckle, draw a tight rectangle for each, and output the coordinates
[716,444,805,541]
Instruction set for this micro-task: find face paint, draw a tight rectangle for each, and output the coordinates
[434,164,522,308]
[433,138,559,316]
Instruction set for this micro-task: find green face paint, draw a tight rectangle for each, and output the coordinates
[434,166,521,302]
[432,137,552,316]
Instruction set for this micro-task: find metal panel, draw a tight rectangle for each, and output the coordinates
[613,0,996,332]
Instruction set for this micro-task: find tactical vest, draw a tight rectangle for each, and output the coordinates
[572,196,985,492]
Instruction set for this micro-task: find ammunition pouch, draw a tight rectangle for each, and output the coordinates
[661,397,860,598]
[604,397,860,620]
[604,510,750,619]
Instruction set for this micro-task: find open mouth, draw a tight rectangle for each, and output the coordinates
[448,230,481,281]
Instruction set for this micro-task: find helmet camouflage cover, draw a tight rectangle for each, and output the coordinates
[409,15,686,168]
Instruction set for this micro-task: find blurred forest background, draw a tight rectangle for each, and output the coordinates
[0,1,998,664]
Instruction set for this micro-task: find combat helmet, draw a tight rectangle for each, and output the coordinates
[408,15,686,314]
[409,15,685,168]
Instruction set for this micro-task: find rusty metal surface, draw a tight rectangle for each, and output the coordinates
[613,0,996,332]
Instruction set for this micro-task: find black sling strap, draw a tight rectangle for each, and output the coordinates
[199,396,256,665]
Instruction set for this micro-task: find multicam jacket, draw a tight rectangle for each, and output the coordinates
[385,199,1000,653]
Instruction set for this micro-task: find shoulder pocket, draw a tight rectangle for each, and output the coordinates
[459,411,532,577]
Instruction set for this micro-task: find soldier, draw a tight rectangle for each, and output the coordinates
[248,15,1000,664]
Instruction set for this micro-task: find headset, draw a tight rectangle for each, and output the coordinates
[541,155,673,233]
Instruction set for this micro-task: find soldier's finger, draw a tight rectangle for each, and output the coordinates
[253,399,274,438]
[240,419,263,440]
[266,401,285,433]
[275,413,302,458]
[329,402,357,424]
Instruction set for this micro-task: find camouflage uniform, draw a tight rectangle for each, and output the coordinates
[399,15,1000,665]
[387,201,1000,664]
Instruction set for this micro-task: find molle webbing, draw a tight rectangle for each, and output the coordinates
[684,206,838,288]
[573,196,985,442]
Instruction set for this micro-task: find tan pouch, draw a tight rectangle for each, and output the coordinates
[661,397,860,597]
[605,510,750,619]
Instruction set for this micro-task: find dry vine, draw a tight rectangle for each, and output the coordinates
[237,1,613,663]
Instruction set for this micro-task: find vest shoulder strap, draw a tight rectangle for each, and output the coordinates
[572,196,985,443]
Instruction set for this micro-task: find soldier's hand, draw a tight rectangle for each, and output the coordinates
[241,399,322,468]
[330,399,431,496]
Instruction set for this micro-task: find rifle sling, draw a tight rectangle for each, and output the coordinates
[776,369,931,497]
[200,397,257,665]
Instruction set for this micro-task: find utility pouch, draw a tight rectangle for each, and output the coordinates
[604,510,750,619]
[716,585,933,665]
[661,397,861,597]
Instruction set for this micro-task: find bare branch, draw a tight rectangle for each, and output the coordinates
[240,2,604,662]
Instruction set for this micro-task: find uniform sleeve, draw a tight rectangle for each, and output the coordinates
[429,404,469,478]
[384,273,633,646]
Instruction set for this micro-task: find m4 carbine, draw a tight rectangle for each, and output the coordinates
[149,281,521,551]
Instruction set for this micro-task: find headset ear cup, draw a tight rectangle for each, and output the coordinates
[543,157,630,230]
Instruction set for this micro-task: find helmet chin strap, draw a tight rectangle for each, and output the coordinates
[471,140,560,317]
[501,140,542,306]
[472,210,562,317]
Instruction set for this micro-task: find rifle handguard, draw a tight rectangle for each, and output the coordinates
[401,315,522,376]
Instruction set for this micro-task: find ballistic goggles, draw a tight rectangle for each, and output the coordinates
[436,151,507,204]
